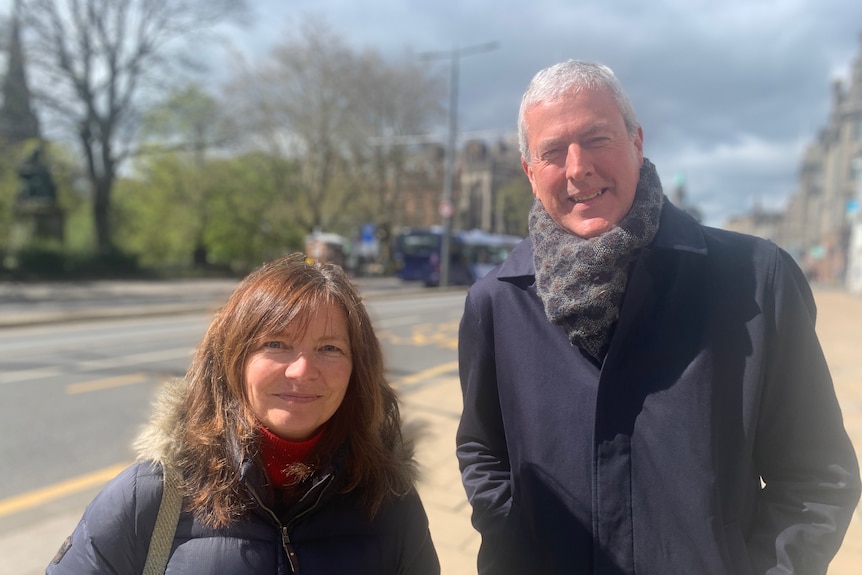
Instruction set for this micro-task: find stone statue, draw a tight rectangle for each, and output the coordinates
[17,147,57,203]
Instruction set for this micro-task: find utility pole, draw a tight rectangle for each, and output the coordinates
[846,157,862,293]
[422,41,498,287]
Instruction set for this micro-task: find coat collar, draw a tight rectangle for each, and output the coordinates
[496,198,707,286]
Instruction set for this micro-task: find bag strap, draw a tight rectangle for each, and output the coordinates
[142,464,182,575]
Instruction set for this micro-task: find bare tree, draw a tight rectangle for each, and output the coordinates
[140,84,237,166]
[347,50,445,234]
[225,17,444,237]
[259,17,355,232]
[18,0,248,252]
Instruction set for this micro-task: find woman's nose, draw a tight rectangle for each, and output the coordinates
[284,352,319,378]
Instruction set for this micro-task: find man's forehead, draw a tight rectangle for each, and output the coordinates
[526,91,623,129]
[534,121,613,145]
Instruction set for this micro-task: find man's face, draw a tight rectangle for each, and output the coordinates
[522,87,644,239]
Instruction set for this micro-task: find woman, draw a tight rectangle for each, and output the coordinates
[48,254,440,574]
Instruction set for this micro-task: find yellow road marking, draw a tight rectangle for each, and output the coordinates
[66,373,148,394]
[0,463,129,518]
[4,362,456,518]
[391,361,459,387]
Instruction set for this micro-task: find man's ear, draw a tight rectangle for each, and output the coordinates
[634,125,644,166]
[521,158,538,197]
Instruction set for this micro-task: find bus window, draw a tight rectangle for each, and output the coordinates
[393,227,522,287]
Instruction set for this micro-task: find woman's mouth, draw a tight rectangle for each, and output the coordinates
[275,393,318,403]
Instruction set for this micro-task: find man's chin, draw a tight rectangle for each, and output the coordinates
[562,216,614,239]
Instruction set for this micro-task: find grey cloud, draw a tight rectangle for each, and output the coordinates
[230,0,862,227]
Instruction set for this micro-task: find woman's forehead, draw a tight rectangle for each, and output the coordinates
[263,300,349,334]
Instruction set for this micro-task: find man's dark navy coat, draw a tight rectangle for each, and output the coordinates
[456,200,861,574]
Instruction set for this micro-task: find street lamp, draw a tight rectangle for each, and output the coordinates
[421,41,498,287]
[846,156,862,293]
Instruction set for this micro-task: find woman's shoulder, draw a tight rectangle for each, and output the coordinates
[98,460,164,498]
[48,461,166,573]
[84,461,164,532]
[377,489,440,573]
[371,488,431,530]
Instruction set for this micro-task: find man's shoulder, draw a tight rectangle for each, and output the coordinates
[698,224,783,261]
[470,238,534,294]
[658,200,780,259]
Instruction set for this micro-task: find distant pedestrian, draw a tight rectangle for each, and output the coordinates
[48,253,440,574]
[456,59,861,574]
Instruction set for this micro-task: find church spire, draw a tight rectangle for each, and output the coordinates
[0,0,41,144]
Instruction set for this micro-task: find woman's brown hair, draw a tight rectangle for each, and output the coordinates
[178,253,415,527]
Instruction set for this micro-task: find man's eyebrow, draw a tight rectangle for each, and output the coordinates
[536,122,614,151]
[580,122,612,137]
[535,138,566,152]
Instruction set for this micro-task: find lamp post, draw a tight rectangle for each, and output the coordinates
[846,156,862,293]
[422,41,498,287]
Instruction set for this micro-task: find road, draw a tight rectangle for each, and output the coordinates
[0,289,468,575]
[1,283,861,574]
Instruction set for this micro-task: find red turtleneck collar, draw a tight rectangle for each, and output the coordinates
[258,426,324,488]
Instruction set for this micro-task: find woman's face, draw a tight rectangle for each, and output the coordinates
[244,302,353,441]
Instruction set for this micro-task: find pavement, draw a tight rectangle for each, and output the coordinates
[0,276,479,575]
[0,279,861,574]
[0,276,433,328]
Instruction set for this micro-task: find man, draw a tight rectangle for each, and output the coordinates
[455,60,861,574]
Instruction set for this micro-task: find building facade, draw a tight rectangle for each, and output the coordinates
[774,34,862,286]
[396,135,526,236]
[457,136,524,234]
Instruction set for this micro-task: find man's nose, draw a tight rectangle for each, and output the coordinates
[566,144,593,181]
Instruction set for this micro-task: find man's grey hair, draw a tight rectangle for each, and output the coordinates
[518,60,639,164]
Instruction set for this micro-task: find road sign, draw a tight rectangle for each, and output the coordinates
[438,199,453,219]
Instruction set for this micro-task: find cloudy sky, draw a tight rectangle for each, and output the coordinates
[6,0,862,228]
[226,0,862,228]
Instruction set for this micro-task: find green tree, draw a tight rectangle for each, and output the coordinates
[114,150,303,271]
[137,84,238,265]
[495,176,533,237]
[0,140,22,258]
[18,0,248,253]
[113,154,201,266]
[202,152,304,269]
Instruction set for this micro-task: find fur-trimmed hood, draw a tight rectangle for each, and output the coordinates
[133,378,189,467]
[132,377,422,481]
[50,378,440,574]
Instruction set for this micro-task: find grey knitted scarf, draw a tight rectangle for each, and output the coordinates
[529,158,664,362]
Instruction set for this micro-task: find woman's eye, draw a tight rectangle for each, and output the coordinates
[320,344,343,354]
[262,341,286,349]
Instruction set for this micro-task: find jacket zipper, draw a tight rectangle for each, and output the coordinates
[247,490,301,573]
[248,475,335,574]
[280,526,300,573]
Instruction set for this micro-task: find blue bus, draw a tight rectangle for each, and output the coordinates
[393,227,522,286]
